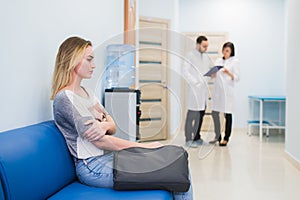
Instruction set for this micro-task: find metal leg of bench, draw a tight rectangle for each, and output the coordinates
[248,124,252,136]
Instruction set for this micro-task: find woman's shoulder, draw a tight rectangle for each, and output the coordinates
[53,90,66,103]
[229,57,240,66]
[229,56,239,62]
[53,89,74,104]
[54,87,95,103]
[54,90,67,99]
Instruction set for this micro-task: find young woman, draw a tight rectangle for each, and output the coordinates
[50,36,193,199]
[210,42,240,146]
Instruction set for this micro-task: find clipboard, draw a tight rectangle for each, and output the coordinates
[204,66,223,76]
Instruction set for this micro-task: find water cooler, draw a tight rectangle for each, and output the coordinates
[105,44,135,89]
[104,88,141,141]
[104,44,140,141]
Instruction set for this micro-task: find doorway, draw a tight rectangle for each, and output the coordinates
[138,17,170,141]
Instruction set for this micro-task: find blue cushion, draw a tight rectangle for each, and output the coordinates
[49,182,172,200]
[0,178,4,200]
[247,120,270,124]
[0,121,76,200]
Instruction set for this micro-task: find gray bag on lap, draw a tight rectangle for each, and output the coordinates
[113,145,190,192]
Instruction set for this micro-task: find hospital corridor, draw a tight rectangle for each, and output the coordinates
[1,0,300,200]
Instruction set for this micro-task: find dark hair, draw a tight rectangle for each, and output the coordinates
[222,42,235,57]
[196,35,208,44]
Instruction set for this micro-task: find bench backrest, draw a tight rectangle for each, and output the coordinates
[0,121,76,200]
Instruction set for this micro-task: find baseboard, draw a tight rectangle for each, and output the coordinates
[284,151,300,171]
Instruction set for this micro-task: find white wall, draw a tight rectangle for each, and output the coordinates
[1,0,287,134]
[0,0,124,132]
[285,0,300,163]
[179,0,286,128]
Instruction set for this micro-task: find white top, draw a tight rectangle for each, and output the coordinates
[211,57,240,113]
[53,88,108,159]
[183,49,212,110]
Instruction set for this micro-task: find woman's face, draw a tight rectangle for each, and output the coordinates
[75,46,96,79]
[222,47,232,59]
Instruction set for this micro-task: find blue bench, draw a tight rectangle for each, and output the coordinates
[0,121,172,200]
[247,120,284,137]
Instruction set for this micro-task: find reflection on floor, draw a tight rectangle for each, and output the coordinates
[163,129,300,200]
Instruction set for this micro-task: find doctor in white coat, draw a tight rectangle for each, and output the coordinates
[183,36,212,148]
[210,42,240,146]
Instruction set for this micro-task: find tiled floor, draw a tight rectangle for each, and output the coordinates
[163,130,300,200]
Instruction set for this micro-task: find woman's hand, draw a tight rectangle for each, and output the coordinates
[83,119,106,141]
[88,103,107,122]
[223,67,234,80]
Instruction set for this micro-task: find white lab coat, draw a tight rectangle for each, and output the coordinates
[211,56,240,113]
[183,49,211,111]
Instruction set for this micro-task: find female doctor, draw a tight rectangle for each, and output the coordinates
[209,42,240,146]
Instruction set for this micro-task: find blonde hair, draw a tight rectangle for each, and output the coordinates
[50,36,92,100]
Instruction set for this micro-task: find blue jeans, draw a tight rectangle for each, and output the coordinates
[76,153,193,200]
